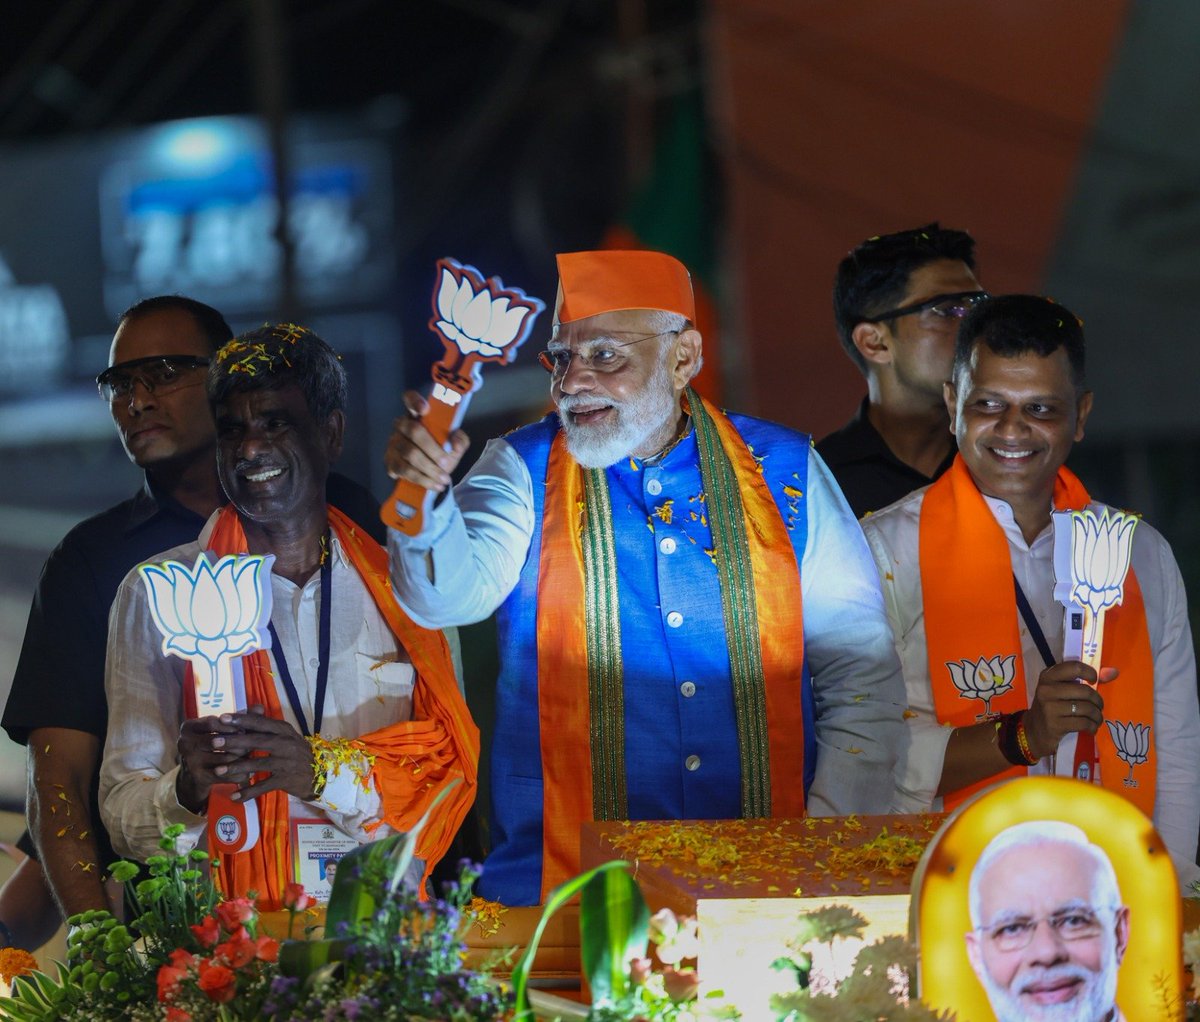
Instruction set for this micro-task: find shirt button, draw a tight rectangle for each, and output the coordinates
[666,611,684,628]
[680,681,696,698]
[647,478,663,496]
[309,658,319,668]
[659,537,677,555]
[685,755,701,772]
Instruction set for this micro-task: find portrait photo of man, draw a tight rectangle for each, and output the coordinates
[965,820,1129,1022]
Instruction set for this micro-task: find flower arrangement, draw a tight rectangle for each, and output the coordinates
[0,803,506,1022]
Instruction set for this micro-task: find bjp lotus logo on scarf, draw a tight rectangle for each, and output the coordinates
[1105,719,1150,787]
[946,655,1016,719]
[138,553,274,712]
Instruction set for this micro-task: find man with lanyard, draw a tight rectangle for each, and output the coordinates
[818,224,987,517]
[100,324,477,907]
[2,297,381,930]
[385,250,905,906]
[862,294,1200,883]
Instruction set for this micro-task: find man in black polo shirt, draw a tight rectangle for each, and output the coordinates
[1,297,380,933]
[817,224,987,518]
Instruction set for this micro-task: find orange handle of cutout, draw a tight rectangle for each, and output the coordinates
[382,393,466,536]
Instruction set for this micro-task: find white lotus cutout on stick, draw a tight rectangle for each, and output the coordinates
[435,264,533,358]
[138,553,274,712]
[946,654,1016,719]
[1053,508,1139,669]
[382,258,544,537]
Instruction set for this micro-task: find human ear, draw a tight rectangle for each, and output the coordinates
[851,321,892,367]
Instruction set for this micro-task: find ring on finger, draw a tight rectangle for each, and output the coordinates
[1070,702,1077,715]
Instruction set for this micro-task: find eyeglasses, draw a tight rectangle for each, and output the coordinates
[536,329,680,376]
[861,290,990,324]
[96,355,211,402]
[977,906,1115,953]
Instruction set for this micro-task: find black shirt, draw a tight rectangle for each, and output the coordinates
[2,471,382,870]
[816,398,955,519]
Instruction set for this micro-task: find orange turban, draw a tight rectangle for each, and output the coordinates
[554,250,695,326]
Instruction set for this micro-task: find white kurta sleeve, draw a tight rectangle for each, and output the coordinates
[860,503,951,813]
[100,568,207,860]
[1142,529,1200,886]
[388,438,536,628]
[800,448,906,815]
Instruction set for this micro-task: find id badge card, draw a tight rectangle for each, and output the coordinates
[291,816,359,903]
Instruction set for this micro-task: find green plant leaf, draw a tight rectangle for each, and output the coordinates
[580,864,648,1007]
[322,835,402,931]
[277,936,349,981]
[511,860,634,1020]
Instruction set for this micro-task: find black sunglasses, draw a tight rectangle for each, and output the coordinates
[96,354,211,402]
[860,290,991,324]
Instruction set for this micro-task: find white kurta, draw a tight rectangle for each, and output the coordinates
[862,486,1200,884]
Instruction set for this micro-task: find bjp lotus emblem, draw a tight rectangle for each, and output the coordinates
[1105,719,1150,787]
[946,655,1016,719]
[1058,508,1139,667]
[138,553,274,712]
[383,258,543,537]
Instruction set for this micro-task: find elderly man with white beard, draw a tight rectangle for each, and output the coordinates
[384,249,905,906]
[966,821,1129,1022]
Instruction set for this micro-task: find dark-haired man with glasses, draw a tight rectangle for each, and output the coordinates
[818,223,987,517]
[2,297,380,932]
[385,249,904,907]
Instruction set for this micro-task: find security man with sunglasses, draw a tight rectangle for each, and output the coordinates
[818,223,988,517]
[1,297,380,934]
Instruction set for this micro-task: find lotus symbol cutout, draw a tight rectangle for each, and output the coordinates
[1069,509,1138,661]
[138,553,273,711]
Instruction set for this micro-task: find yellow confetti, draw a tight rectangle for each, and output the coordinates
[847,746,863,755]
[782,485,803,499]
[653,499,674,524]
[903,709,919,720]
[467,896,507,938]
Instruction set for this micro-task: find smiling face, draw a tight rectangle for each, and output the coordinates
[215,383,344,526]
[948,343,1092,530]
[966,843,1128,1022]
[548,308,700,467]
[107,308,216,472]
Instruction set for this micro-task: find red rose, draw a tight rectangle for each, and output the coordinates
[190,915,220,948]
[216,898,256,932]
[256,936,280,962]
[283,882,315,912]
[197,960,237,1003]
[156,964,189,1003]
[169,948,198,969]
[166,1008,193,1022]
[215,935,256,969]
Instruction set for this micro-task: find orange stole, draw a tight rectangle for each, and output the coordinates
[919,456,1155,815]
[535,393,806,901]
[187,505,478,909]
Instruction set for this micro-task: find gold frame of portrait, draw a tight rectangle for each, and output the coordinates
[910,776,1182,1021]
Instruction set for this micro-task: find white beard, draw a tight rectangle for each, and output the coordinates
[980,950,1119,1022]
[557,356,676,469]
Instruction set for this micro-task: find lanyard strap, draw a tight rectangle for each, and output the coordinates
[267,554,333,737]
[1012,572,1056,671]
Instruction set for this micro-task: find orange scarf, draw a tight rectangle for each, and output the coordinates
[535,391,806,899]
[919,456,1155,814]
[185,505,478,909]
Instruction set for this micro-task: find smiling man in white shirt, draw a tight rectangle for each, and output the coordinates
[863,294,1200,884]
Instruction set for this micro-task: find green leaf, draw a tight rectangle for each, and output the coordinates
[277,936,349,981]
[511,860,633,1020]
[322,835,402,932]
[580,864,648,1007]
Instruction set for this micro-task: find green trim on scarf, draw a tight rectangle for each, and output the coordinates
[577,387,771,821]
[582,466,627,820]
[689,389,771,816]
